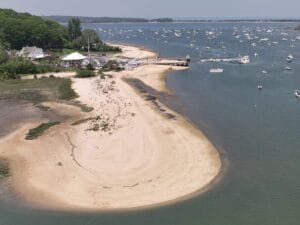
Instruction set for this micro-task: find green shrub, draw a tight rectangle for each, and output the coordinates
[0,58,37,76]
[100,60,124,72]
[0,57,62,79]
[86,63,94,71]
[98,44,121,52]
[75,69,95,78]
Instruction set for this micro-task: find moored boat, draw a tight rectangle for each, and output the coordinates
[210,68,224,73]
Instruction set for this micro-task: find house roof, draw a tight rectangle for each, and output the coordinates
[62,52,87,61]
[18,46,48,59]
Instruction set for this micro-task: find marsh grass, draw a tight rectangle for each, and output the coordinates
[0,158,10,178]
[25,122,61,140]
[70,100,94,112]
[71,117,94,126]
[35,104,50,111]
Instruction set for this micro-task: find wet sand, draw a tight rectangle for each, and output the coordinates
[0,45,221,211]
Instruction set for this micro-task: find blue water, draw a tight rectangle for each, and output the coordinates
[1,22,300,225]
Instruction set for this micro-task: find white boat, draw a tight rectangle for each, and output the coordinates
[258,85,263,90]
[262,70,268,74]
[285,67,292,71]
[210,68,224,73]
[295,90,300,98]
[174,32,182,37]
[287,55,294,63]
[260,38,269,42]
[239,56,250,64]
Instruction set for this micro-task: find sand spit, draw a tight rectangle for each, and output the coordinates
[0,45,221,210]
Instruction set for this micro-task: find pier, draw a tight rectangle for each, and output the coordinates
[153,59,189,67]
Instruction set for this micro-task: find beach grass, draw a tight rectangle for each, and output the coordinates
[25,122,61,140]
[0,158,10,178]
[35,104,51,111]
[71,117,94,126]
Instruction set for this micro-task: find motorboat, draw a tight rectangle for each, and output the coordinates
[239,56,250,64]
[295,90,300,98]
[258,85,263,90]
[262,70,268,74]
[210,68,224,73]
[285,67,292,71]
[287,55,294,63]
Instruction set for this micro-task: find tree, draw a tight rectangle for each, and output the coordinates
[68,18,82,40]
[82,29,101,44]
[0,47,8,64]
[0,9,68,50]
[81,29,103,50]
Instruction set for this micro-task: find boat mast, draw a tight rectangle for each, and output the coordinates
[88,34,90,59]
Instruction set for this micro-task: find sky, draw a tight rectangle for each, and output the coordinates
[0,0,299,19]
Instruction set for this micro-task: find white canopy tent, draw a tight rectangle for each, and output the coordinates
[62,52,87,61]
[62,52,87,68]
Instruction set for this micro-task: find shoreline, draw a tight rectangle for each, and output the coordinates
[0,44,222,211]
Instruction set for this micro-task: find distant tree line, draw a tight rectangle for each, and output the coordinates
[45,16,174,23]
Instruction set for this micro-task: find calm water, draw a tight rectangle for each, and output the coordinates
[1,22,300,225]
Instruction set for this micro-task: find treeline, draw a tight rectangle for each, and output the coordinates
[45,16,174,23]
[176,19,300,22]
[0,9,69,50]
[0,9,120,52]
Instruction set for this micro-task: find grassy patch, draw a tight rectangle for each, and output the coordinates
[71,117,94,126]
[58,79,78,100]
[25,122,60,140]
[35,104,50,111]
[71,101,94,112]
[0,158,10,178]
[0,77,77,104]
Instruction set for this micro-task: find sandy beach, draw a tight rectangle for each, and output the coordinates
[0,45,221,210]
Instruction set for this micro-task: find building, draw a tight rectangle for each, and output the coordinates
[17,46,49,60]
[62,52,87,68]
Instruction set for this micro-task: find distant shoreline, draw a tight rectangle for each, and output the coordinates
[44,15,300,24]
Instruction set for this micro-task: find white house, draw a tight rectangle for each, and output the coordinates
[17,46,49,60]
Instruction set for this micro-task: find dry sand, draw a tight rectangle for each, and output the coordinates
[0,45,221,210]
[110,43,156,59]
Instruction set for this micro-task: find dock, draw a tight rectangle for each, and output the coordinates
[153,59,189,67]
